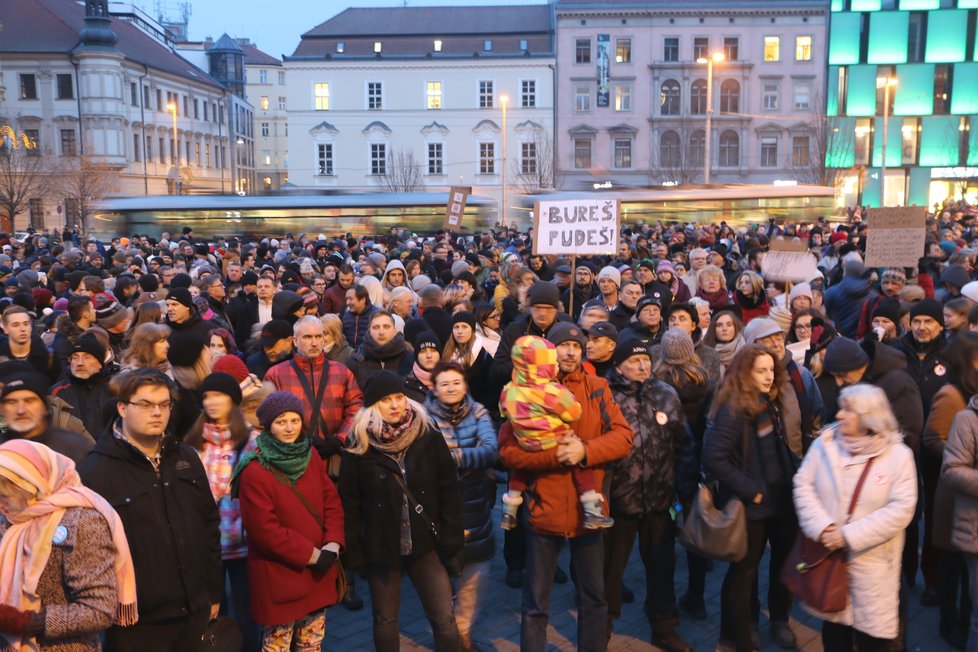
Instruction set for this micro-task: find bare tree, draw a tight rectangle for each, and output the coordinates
[379,148,424,193]
[54,155,119,235]
[0,129,53,230]
[648,125,703,186]
[511,129,556,193]
[796,95,860,191]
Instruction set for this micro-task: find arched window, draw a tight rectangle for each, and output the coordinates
[660,80,680,116]
[660,130,681,168]
[719,130,740,167]
[720,79,740,114]
[689,130,706,168]
[690,79,707,115]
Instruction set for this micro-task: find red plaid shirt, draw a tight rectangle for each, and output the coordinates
[264,353,363,442]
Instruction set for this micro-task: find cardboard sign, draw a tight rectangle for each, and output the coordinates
[864,206,927,268]
[761,237,819,282]
[532,198,620,255]
[442,186,471,231]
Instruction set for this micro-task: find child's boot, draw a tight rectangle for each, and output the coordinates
[501,491,523,530]
[581,490,614,529]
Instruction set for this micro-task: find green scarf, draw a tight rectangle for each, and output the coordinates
[230,431,312,497]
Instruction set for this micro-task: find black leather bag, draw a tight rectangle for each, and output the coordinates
[198,617,243,652]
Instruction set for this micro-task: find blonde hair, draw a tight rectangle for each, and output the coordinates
[698,264,725,286]
[838,384,901,438]
[171,350,211,391]
[347,399,432,455]
[320,313,349,348]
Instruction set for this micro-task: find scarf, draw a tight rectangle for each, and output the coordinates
[366,404,425,454]
[714,334,745,369]
[735,289,766,309]
[428,395,478,426]
[836,425,892,457]
[362,331,407,361]
[0,440,138,652]
[412,362,433,389]
[230,431,311,496]
[697,286,730,311]
[200,423,235,502]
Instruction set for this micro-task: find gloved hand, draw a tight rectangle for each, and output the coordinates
[0,604,41,636]
[312,548,337,574]
[311,436,342,460]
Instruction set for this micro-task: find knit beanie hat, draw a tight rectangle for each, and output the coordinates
[787,283,814,305]
[871,298,903,325]
[138,274,160,292]
[410,274,432,293]
[656,260,675,274]
[451,260,469,278]
[451,311,476,331]
[167,287,194,309]
[597,266,621,288]
[823,337,870,374]
[547,322,587,347]
[881,268,907,286]
[742,317,783,345]
[613,337,651,367]
[71,332,106,366]
[413,330,441,361]
[256,391,304,429]
[909,298,944,325]
[170,273,193,289]
[808,316,838,356]
[241,271,259,287]
[167,331,207,368]
[961,280,978,304]
[199,372,243,405]
[66,270,86,292]
[0,369,49,402]
[363,371,407,408]
[32,287,53,310]
[661,328,695,365]
[212,354,250,383]
[526,281,560,308]
[941,265,971,290]
[95,295,128,330]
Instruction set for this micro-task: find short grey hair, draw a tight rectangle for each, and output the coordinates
[293,315,324,337]
[838,384,901,438]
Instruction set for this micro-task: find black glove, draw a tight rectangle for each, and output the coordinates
[312,549,337,574]
[311,435,342,460]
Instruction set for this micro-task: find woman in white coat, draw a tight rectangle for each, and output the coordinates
[793,383,917,652]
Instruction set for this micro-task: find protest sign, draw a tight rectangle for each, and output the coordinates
[532,198,620,255]
[761,237,819,282]
[442,186,471,231]
[864,206,927,268]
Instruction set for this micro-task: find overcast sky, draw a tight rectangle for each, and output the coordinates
[155,0,547,61]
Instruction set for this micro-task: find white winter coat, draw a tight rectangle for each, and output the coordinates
[793,426,917,640]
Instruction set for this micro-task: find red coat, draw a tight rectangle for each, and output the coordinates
[238,452,345,626]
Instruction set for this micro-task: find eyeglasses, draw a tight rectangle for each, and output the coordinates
[487,313,501,320]
[795,324,813,332]
[127,401,172,412]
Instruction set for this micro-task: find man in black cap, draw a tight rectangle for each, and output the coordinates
[561,264,597,322]
[621,296,664,347]
[246,319,294,380]
[552,264,572,294]
[50,332,112,438]
[585,321,618,378]
[165,287,213,341]
[892,298,948,415]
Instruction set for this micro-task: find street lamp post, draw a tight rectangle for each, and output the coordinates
[696,52,725,184]
[165,102,179,195]
[878,76,898,207]
[499,93,509,227]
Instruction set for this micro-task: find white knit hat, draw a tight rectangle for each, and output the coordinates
[597,266,621,288]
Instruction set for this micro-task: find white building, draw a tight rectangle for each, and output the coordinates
[241,41,288,192]
[284,5,555,224]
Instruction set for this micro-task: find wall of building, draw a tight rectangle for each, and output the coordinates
[247,64,289,192]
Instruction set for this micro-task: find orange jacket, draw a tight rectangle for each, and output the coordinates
[499,366,633,537]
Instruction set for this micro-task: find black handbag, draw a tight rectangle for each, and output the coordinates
[198,617,243,652]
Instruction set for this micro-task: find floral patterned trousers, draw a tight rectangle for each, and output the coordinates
[260,609,326,652]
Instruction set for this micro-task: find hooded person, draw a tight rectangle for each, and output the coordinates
[380,259,413,304]
[271,291,305,326]
[404,330,442,403]
[824,260,875,339]
[164,287,214,341]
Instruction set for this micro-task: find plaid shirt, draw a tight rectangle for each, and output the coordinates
[264,353,363,443]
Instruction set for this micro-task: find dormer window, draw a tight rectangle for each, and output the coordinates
[434,40,443,52]
[336,42,344,53]
[374,41,382,53]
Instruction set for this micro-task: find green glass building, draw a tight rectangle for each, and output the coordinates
[827,0,978,207]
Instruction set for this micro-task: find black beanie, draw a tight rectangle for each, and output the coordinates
[871,298,903,325]
[823,337,871,374]
[66,270,86,292]
[167,331,207,368]
[138,274,159,292]
[526,281,560,308]
[198,372,243,405]
[71,332,107,365]
[909,298,944,326]
[167,287,194,309]
[363,371,407,408]
[170,273,193,289]
[451,311,476,331]
[241,271,259,286]
[613,337,651,367]
[413,330,441,361]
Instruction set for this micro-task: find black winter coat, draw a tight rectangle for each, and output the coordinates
[404,307,453,347]
[488,312,573,390]
[892,332,948,416]
[50,372,113,438]
[339,425,464,573]
[78,426,222,622]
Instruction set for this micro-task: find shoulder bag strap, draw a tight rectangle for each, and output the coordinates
[267,463,325,532]
[391,469,440,541]
[845,457,876,522]
[291,359,330,439]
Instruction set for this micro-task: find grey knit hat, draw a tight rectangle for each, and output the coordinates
[661,329,695,365]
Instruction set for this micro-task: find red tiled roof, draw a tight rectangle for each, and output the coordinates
[241,43,282,67]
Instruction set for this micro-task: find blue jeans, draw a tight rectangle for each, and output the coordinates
[521,528,606,652]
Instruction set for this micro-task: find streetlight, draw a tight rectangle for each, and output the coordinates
[499,93,509,226]
[165,102,179,195]
[696,51,725,184]
[877,76,898,207]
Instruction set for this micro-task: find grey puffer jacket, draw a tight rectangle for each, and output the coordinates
[606,369,692,515]
[941,397,978,553]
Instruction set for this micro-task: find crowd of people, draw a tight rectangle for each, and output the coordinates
[0,205,977,652]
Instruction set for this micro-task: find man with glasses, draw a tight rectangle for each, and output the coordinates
[79,369,223,652]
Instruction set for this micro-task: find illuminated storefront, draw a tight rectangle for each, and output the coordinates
[826,0,978,207]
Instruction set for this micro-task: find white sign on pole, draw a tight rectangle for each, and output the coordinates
[864,206,927,268]
[532,199,620,256]
[761,238,819,283]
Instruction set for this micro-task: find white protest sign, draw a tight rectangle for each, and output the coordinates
[532,198,620,256]
[761,237,819,283]
[864,206,927,268]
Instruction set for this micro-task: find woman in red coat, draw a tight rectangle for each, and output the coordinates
[233,391,345,650]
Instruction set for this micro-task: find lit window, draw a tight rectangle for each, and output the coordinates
[615,85,632,112]
[434,40,443,52]
[616,38,632,63]
[374,42,382,53]
[337,42,345,53]
[520,39,528,51]
[484,40,493,52]
[795,36,812,61]
[426,81,442,109]
[314,83,329,110]
[260,96,269,110]
[764,36,781,62]
[263,150,271,166]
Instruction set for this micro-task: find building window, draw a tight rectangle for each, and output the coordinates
[337,42,345,53]
[479,142,495,174]
[760,137,779,167]
[764,36,781,62]
[60,129,76,156]
[479,81,493,109]
[794,81,811,110]
[196,142,202,166]
[143,85,150,107]
[720,79,740,113]
[664,37,679,62]
[521,141,538,175]
[278,71,286,85]
[133,134,141,161]
[145,136,152,162]
[615,85,632,112]
[159,136,166,163]
[259,70,268,84]
[574,139,592,169]
[483,40,492,52]
[193,99,199,119]
[763,82,780,111]
[693,37,709,61]
[262,150,271,166]
[614,138,632,168]
[724,37,739,62]
[660,79,680,115]
[691,79,707,115]
[520,39,528,51]
[434,39,443,52]
[130,82,138,106]
[521,80,536,108]
[719,130,740,166]
[426,81,443,109]
[21,129,38,153]
[29,199,43,228]
[374,41,382,53]
[56,74,73,100]
[263,176,272,190]
[690,130,705,167]
[368,82,383,110]
[576,38,591,64]
[616,38,632,63]
[261,122,269,137]
[792,135,810,166]
[795,36,812,61]
[156,89,162,110]
[660,131,681,168]
[278,97,286,110]
[317,144,333,175]
[183,95,189,116]
[260,96,269,110]
[19,74,37,100]
[314,83,330,110]
[575,85,591,112]
[370,143,387,175]
[204,102,209,121]
[206,144,211,167]
[428,142,443,175]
